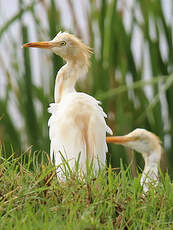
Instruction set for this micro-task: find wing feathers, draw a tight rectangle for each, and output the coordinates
[48,92,112,178]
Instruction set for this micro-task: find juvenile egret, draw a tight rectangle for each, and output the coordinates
[106,129,162,192]
[23,32,112,179]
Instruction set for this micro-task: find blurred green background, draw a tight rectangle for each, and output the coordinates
[0,0,173,177]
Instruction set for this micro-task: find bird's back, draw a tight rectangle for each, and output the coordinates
[48,92,112,179]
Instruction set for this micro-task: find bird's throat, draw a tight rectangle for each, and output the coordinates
[54,60,88,103]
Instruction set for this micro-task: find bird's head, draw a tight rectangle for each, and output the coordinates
[23,31,92,64]
[111,129,162,157]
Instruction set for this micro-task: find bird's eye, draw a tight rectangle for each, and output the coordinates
[60,41,66,46]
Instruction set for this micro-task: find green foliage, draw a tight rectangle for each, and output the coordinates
[0,0,173,175]
[0,151,173,229]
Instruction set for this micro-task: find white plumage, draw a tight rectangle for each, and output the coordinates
[23,32,112,179]
[107,128,162,192]
[48,92,112,178]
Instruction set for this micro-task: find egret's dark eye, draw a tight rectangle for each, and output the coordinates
[60,41,66,46]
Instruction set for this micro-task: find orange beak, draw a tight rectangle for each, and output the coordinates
[106,136,136,144]
[23,41,57,49]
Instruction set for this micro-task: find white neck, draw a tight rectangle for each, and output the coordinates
[140,150,161,192]
[54,60,88,103]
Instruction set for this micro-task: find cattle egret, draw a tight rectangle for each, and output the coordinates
[106,129,162,192]
[23,32,112,179]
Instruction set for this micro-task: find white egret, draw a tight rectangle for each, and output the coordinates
[106,129,162,192]
[23,32,112,179]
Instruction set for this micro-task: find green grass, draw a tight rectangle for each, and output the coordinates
[0,150,173,230]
